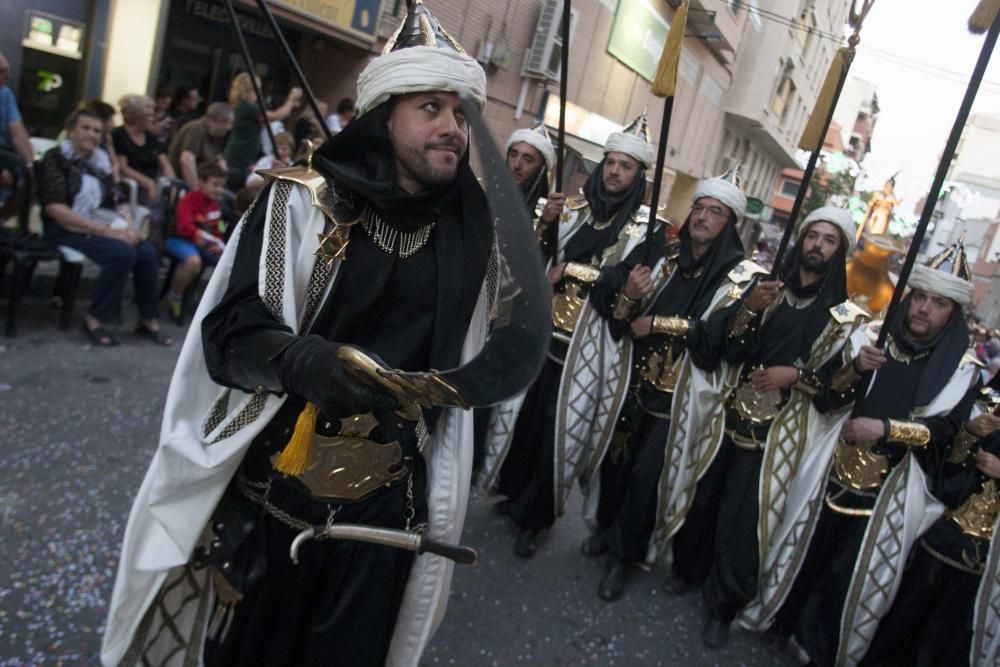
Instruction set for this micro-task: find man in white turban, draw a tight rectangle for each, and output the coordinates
[101,2,495,665]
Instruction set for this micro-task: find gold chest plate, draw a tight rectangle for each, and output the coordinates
[949,479,1000,540]
[552,281,587,333]
[642,348,683,393]
[731,381,782,424]
[833,440,888,491]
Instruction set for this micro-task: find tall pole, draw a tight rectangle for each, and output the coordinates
[224,0,277,152]
[556,0,571,191]
[642,96,674,264]
[874,11,1000,348]
[252,0,333,143]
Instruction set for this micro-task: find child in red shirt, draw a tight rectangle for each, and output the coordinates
[164,161,227,321]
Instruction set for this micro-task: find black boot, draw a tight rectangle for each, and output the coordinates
[701,613,730,649]
[598,556,627,601]
[514,527,539,559]
[580,532,609,557]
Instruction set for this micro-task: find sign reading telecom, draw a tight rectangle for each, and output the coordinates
[272,0,383,43]
[607,0,670,82]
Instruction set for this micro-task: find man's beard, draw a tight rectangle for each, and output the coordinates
[800,250,831,274]
[395,142,460,189]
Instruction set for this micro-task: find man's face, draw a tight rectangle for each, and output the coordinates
[388,91,468,192]
[905,289,955,340]
[207,114,233,138]
[507,142,543,186]
[69,115,104,155]
[687,197,731,246]
[800,221,843,273]
[602,152,641,195]
[200,176,226,201]
[184,88,200,111]
[0,54,9,88]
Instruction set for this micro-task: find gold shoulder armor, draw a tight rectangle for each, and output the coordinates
[829,300,870,325]
[258,140,338,225]
[726,259,769,285]
[566,195,589,211]
[624,222,644,238]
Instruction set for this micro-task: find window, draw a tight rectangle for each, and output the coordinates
[729,0,741,13]
[781,180,800,197]
[771,72,796,121]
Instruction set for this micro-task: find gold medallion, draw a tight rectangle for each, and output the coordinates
[732,381,782,424]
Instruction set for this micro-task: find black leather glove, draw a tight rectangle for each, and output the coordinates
[277,334,399,418]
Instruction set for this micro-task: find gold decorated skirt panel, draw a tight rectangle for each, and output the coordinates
[552,281,587,333]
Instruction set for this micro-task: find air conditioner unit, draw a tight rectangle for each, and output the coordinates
[522,0,577,81]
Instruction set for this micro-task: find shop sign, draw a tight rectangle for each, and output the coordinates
[272,0,383,42]
[607,0,668,82]
[22,11,85,60]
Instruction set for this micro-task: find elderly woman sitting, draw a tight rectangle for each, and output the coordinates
[38,108,171,347]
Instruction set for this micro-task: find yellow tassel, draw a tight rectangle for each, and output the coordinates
[274,401,318,476]
[798,47,848,151]
[969,0,1000,33]
[651,0,689,97]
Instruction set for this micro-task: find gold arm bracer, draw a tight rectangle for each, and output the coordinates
[613,291,641,321]
[651,315,691,339]
[886,419,931,448]
[563,262,601,283]
[948,426,980,463]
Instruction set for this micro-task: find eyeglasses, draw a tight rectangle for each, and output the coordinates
[690,204,727,218]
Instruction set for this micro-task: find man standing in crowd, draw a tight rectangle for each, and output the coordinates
[769,240,981,667]
[168,101,233,190]
[102,2,496,664]
[0,50,35,206]
[666,207,864,648]
[578,169,747,602]
[482,113,655,559]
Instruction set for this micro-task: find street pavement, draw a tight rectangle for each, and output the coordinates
[0,275,799,666]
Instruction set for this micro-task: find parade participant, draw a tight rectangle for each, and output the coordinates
[671,206,864,648]
[505,121,562,216]
[101,2,495,664]
[482,113,655,559]
[577,169,747,602]
[860,375,1000,667]
[766,239,980,667]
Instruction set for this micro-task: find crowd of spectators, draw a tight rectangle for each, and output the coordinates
[1,51,356,345]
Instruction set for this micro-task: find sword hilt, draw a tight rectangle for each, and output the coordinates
[289,523,478,566]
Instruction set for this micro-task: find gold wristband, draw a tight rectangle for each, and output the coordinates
[651,315,691,338]
[948,426,980,463]
[729,302,758,337]
[886,419,931,448]
[612,291,640,321]
[792,369,819,397]
[563,262,601,283]
[830,361,863,393]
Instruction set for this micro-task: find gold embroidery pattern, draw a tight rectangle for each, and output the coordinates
[563,262,601,283]
[642,347,683,393]
[553,281,587,333]
[612,291,640,321]
[831,361,862,393]
[729,303,759,337]
[948,426,980,463]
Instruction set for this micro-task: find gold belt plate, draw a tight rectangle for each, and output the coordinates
[833,439,888,491]
[275,434,408,502]
[642,348,682,393]
[949,479,1000,540]
[552,281,586,333]
[732,381,782,424]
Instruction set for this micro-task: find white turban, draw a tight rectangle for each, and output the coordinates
[693,177,747,218]
[604,132,655,169]
[801,206,858,252]
[356,45,487,117]
[908,263,974,306]
[506,127,555,171]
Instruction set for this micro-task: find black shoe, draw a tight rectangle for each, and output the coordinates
[701,615,730,649]
[514,528,538,559]
[580,533,608,557]
[492,499,512,517]
[598,557,627,601]
[662,573,693,596]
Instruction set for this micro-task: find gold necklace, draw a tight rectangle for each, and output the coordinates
[886,335,930,365]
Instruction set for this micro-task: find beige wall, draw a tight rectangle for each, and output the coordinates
[101,0,166,110]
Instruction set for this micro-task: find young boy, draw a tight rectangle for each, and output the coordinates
[164,161,227,321]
